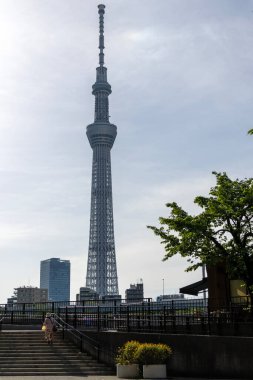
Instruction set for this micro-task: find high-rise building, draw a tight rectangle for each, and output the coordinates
[85,4,118,297]
[40,258,70,302]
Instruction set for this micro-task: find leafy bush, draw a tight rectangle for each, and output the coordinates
[135,343,172,365]
[116,340,141,365]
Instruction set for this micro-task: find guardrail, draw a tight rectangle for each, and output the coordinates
[1,297,252,336]
[53,313,115,363]
[0,316,5,331]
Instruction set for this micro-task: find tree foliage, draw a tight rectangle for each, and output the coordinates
[148,172,253,295]
[248,129,253,135]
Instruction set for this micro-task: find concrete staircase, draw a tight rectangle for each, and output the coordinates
[0,330,115,376]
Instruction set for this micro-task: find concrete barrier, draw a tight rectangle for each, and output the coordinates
[82,330,253,379]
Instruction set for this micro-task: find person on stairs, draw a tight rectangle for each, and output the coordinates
[43,313,56,345]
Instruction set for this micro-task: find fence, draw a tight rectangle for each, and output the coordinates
[0,296,252,336]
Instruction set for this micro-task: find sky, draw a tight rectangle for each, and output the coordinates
[0,0,253,304]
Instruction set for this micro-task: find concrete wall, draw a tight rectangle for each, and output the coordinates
[82,330,253,379]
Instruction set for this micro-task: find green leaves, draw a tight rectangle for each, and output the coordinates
[148,172,253,293]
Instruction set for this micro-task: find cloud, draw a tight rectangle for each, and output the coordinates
[0,0,252,303]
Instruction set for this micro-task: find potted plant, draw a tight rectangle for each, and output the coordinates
[135,342,172,379]
[115,340,140,378]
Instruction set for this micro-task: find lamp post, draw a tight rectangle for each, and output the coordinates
[162,278,164,298]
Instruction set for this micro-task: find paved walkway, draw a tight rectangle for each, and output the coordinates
[0,376,237,380]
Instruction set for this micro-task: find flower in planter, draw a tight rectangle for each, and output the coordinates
[134,343,172,365]
[115,340,141,365]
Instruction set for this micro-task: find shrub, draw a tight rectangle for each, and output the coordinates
[116,340,141,365]
[135,343,172,365]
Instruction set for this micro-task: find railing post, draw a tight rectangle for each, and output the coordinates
[186,316,190,332]
[97,344,100,362]
[147,299,151,330]
[52,302,55,314]
[11,310,14,325]
[201,316,205,334]
[65,306,68,324]
[74,305,77,328]
[163,306,166,333]
[80,334,83,352]
[127,305,130,332]
[207,302,211,335]
[97,306,100,332]
[137,315,140,330]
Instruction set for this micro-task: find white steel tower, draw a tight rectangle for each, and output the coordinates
[86,4,118,296]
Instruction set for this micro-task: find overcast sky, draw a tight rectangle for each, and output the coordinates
[0,0,252,304]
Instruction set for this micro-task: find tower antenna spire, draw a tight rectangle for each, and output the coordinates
[98,4,105,67]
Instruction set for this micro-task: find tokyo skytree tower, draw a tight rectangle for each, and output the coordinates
[86,4,119,296]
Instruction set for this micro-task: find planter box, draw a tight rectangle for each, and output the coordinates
[116,364,139,378]
[143,364,167,379]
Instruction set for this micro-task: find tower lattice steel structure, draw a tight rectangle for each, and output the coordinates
[86,4,119,296]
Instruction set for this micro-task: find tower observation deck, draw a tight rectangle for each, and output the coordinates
[86,4,119,296]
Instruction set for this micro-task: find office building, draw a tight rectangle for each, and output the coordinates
[40,258,70,302]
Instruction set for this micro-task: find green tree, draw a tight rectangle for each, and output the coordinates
[148,172,253,303]
[248,129,253,135]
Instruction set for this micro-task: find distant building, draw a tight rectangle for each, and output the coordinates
[125,282,144,303]
[101,294,122,306]
[7,296,17,308]
[14,286,48,303]
[156,294,185,303]
[40,258,70,302]
[76,287,99,302]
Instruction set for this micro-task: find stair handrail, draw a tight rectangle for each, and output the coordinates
[0,315,5,331]
[53,313,105,362]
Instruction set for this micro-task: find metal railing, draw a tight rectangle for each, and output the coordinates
[0,315,5,332]
[52,313,115,364]
[53,314,100,359]
[1,296,252,336]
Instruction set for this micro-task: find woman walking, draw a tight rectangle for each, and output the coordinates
[43,313,56,345]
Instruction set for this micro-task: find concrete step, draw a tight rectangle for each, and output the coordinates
[0,347,86,353]
[0,355,96,361]
[0,342,74,347]
[0,361,102,367]
[0,371,115,376]
[0,358,98,366]
[0,364,109,369]
[0,331,114,376]
[0,352,86,357]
